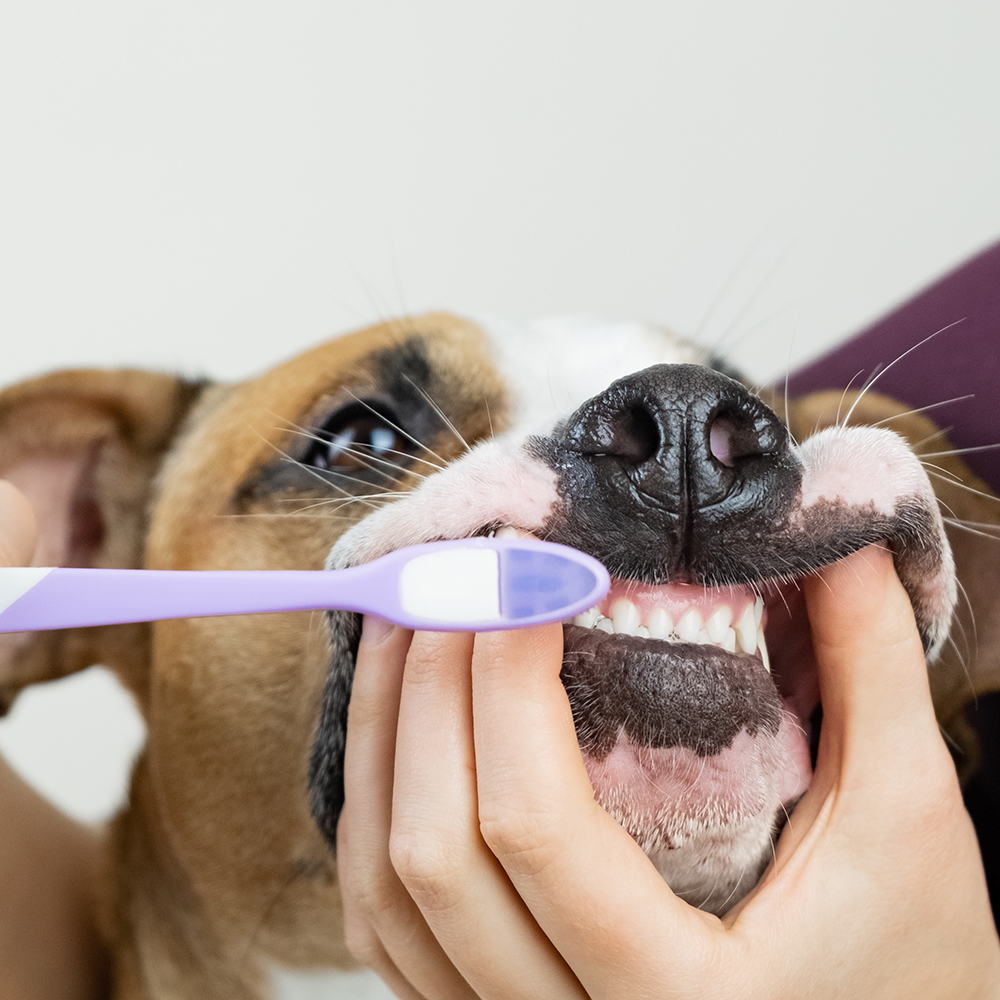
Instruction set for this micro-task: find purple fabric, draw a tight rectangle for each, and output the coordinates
[787,240,1000,918]
[786,241,1000,495]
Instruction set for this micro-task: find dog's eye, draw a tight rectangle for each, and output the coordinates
[303,403,413,473]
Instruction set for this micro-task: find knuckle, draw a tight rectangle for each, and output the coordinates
[478,800,566,876]
[388,825,468,911]
[341,911,383,967]
[340,851,404,922]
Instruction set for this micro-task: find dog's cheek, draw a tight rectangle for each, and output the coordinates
[794,426,957,658]
[308,610,362,850]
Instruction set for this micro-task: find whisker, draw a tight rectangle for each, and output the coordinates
[484,396,495,440]
[920,442,1000,460]
[782,322,798,447]
[711,243,792,356]
[309,441,423,485]
[870,394,976,428]
[249,429,384,507]
[841,318,967,427]
[942,518,1000,540]
[263,409,447,474]
[343,390,452,468]
[695,241,759,344]
[401,373,470,453]
[290,497,399,516]
[924,468,1000,503]
[833,370,869,428]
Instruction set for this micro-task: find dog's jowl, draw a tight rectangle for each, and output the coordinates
[0,313,993,997]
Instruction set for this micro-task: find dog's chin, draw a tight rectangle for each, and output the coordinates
[560,577,818,914]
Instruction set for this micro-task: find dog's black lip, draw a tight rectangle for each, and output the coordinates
[560,622,784,760]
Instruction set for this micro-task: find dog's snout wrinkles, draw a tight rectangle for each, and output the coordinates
[549,364,803,583]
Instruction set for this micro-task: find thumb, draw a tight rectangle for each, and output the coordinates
[0,480,38,568]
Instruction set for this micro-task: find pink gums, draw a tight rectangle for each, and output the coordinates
[597,579,761,627]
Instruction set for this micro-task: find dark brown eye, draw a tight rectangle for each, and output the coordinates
[303,402,412,473]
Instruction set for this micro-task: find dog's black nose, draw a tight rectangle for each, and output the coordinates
[548,364,802,583]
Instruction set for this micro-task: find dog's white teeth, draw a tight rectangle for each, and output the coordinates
[721,627,737,653]
[676,609,703,642]
[758,624,770,673]
[611,598,642,636]
[705,606,732,642]
[647,607,673,639]
[734,604,756,654]
[574,596,769,667]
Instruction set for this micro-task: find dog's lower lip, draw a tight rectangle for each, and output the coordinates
[562,622,771,673]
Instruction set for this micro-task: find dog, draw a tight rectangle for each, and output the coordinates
[1,313,998,998]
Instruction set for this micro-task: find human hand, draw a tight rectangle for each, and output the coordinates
[337,545,1000,999]
[0,478,107,1000]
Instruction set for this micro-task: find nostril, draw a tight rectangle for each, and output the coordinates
[708,409,784,467]
[607,405,661,465]
[709,416,737,467]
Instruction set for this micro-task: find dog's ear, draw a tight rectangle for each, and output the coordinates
[775,388,1000,776]
[0,369,206,711]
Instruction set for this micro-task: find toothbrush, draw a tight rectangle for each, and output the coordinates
[0,537,609,634]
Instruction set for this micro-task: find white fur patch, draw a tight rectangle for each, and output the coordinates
[797,425,933,515]
[477,315,706,435]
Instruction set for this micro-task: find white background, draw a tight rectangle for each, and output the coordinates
[1,0,999,822]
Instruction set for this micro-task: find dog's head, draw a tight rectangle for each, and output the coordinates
[1,313,998,971]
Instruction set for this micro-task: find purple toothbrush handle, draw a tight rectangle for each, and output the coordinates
[0,538,610,633]
[0,567,362,632]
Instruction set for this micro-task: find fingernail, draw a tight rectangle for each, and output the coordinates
[361,614,395,645]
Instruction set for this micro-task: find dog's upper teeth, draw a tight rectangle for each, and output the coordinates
[676,609,702,642]
[647,606,672,639]
[611,598,641,635]
[570,592,771,672]
[721,627,737,653]
[734,604,757,654]
[705,606,732,642]
[758,623,771,673]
